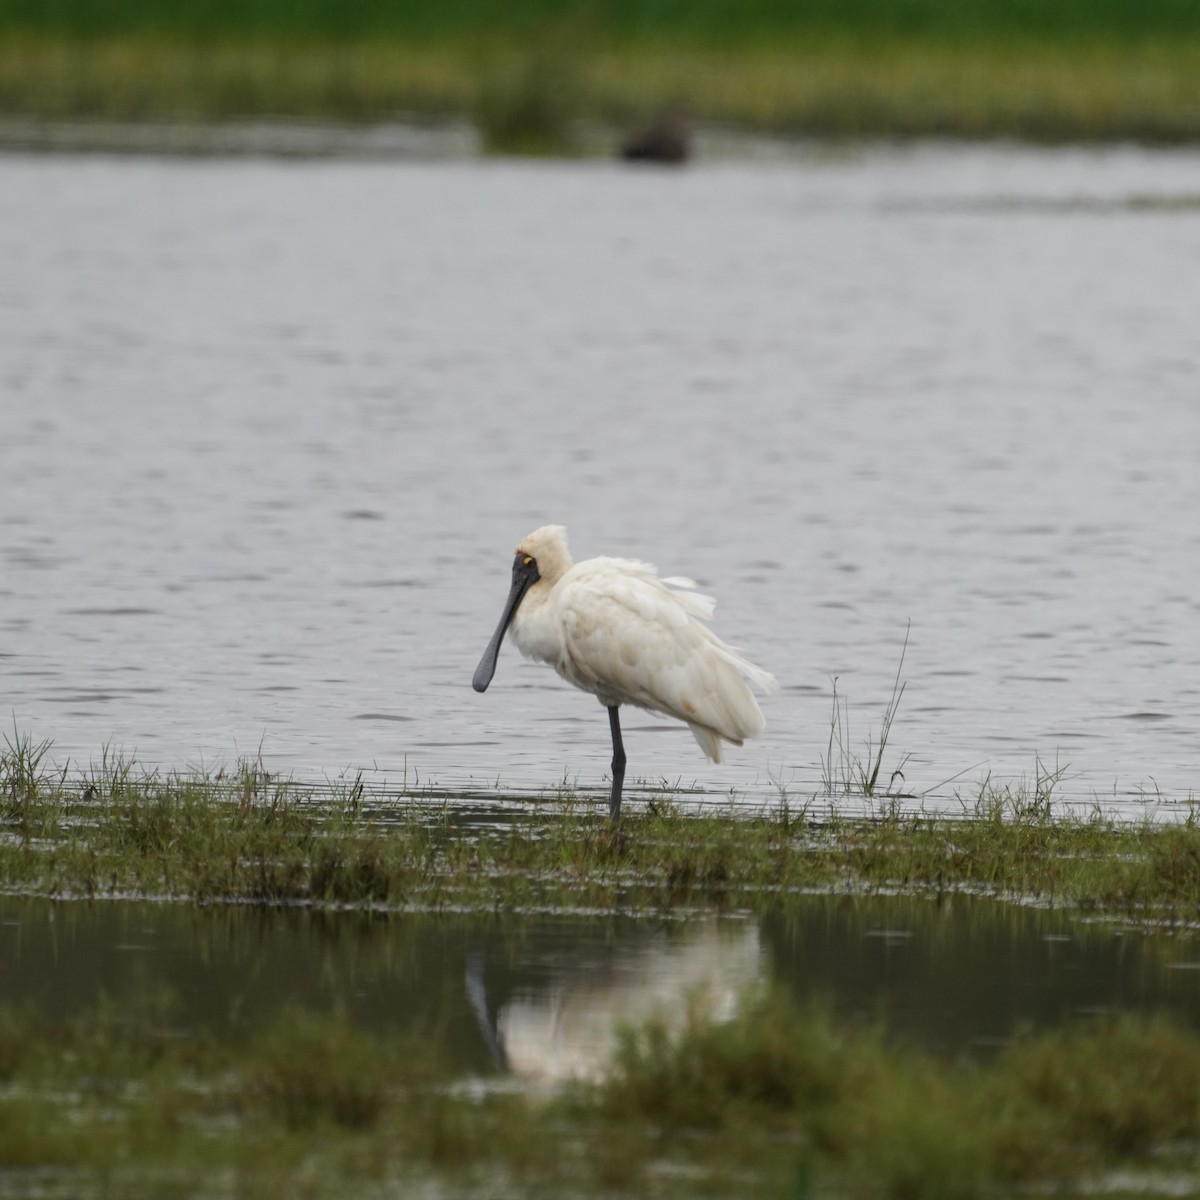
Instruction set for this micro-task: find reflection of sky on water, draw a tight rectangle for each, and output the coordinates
[2,144,1199,811]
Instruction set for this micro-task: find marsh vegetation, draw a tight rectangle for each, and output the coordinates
[0,975,1198,1197]
[4,727,1200,1196]
[3,729,1200,919]
[2,0,1200,144]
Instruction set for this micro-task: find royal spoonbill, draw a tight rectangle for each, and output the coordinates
[472,525,777,820]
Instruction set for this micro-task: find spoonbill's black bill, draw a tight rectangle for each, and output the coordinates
[472,525,777,821]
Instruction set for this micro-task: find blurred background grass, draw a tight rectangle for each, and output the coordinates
[1,0,1199,144]
[4,0,1200,44]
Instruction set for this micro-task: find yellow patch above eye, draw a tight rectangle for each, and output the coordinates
[523,556,533,566]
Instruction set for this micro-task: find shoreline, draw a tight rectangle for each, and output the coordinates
[3,36,1200,149]
[7,115,1200,166]
[2,733,1198,920]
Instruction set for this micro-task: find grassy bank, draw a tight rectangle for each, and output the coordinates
[4,37,1200,143]
[1,988,1198,1198]
[3,733,1199,920]
[2,0,1200,143]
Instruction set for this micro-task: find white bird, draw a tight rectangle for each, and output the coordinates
[472,525,777,820]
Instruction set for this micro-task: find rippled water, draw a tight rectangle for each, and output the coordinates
[2,142,1199,813]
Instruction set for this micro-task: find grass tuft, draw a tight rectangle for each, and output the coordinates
[246,1007,397,1129]
[473,31,587,156]
[822,624,912,801]
[1,723,59,813]
[999,1014,1200,1159]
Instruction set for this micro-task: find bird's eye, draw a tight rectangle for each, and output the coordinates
[522,555,534,567]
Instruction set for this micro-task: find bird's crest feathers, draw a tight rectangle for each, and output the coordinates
[515,524,573,586]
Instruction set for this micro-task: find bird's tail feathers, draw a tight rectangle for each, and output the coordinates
[715,644,779,696]
[687,722,725,764]
[661,576,716,620]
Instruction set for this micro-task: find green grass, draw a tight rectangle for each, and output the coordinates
[0,986,1197,1199]
[823,624,913,799]
[3,728,1200,921]
[2,0,1200,143]
[596,989,1200,1198]
[3,0,1200,46]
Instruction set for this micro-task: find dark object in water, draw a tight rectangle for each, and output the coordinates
[620,109,691,164]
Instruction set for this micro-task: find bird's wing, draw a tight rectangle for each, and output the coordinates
[556,559,774,748]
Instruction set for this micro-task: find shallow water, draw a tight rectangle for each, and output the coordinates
[2,141,1200,814]
[3,894,1198,1081]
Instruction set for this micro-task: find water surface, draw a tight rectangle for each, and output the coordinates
[2,142,1199,813]
[3,894,1198,1083]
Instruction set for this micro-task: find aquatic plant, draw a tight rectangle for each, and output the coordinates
[0,986,1198,1198]
[598,988,1200,1198]
[1,723,57,812]
[245,1007,399,1129]
[1,730,1199,927]
[821,624,912,801]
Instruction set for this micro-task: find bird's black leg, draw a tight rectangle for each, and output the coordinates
[607,705,626,822]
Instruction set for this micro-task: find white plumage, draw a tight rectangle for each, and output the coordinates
[472,525,777,818]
